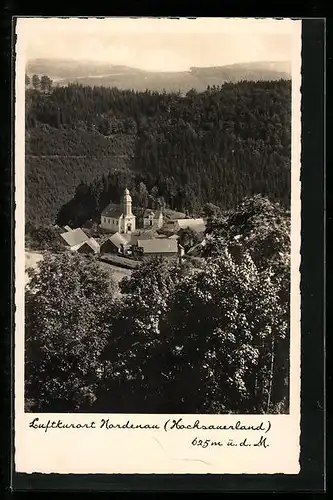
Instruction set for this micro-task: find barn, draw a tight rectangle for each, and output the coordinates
[134,238,184,260]
[100,232,128,254]
[77,238,100,254]
[59,228,89,251]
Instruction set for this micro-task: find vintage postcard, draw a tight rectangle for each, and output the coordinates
[14,17,302,475]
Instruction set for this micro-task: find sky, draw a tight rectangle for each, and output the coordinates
[18,18,297,72]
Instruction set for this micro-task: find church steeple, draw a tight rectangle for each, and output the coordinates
[123,187,133,217]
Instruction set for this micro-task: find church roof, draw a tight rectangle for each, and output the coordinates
[101,203,123,218]
[60,227,89,248]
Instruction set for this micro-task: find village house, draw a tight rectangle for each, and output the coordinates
[126,229,159,246]
[163,217,206,234]
[133,238,184,260]
[143,208,164,229]
[59,227,90,251]
[100,188,136,234]
[59,227,100,253]
[100,232,129,255]
[77,237,100,254]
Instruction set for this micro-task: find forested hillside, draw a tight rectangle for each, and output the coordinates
[25,80,291,224]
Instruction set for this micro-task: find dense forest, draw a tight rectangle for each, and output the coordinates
[25,80,291,225]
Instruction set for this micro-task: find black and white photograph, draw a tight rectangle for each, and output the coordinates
[21,17,297,415]
[14,17,303,475]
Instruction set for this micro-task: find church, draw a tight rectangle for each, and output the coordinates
[100,188,136,234]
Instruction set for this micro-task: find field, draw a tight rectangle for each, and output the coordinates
[25,251,43,285]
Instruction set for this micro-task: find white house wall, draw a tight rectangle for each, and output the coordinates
[100,216,121,233]
[143,214,163,229]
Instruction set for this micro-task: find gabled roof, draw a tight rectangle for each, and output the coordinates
[107,232,128,249]
[168,234,180,239]
[60,228,88,247]
[101,203,124,218]
[63,225,72,232]
[85,237,100,252]
[78,239,100,253]
[137,238,178,254]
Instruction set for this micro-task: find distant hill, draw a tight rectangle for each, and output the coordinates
[26,58,291,93]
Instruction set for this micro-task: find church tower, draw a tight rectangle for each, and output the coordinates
[120,187,136,234]
[123,188,133,217]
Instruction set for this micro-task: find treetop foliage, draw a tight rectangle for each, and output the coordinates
[26,196,290,414]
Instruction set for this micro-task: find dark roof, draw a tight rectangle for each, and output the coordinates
[101,203,124,218]
[60,228,89,247]
[137,238,178,254]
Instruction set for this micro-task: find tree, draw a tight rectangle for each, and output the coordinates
[25,74,30,86]
[40,75,53,93]
[177,226,201,252]
[25,222,63,252]
[96,257,179,413]
[98,240,290,414]
[150,185,159,200]
[31,74,40,90]
[136,182,149,211]
[158,248,289,414]
[106,195,290,414]
[202,202,222,218]
[204,195,290,277]
[25,252,117,412]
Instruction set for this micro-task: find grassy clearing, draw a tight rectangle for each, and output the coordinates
[25,251,44,285]
[25,250,132,296]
